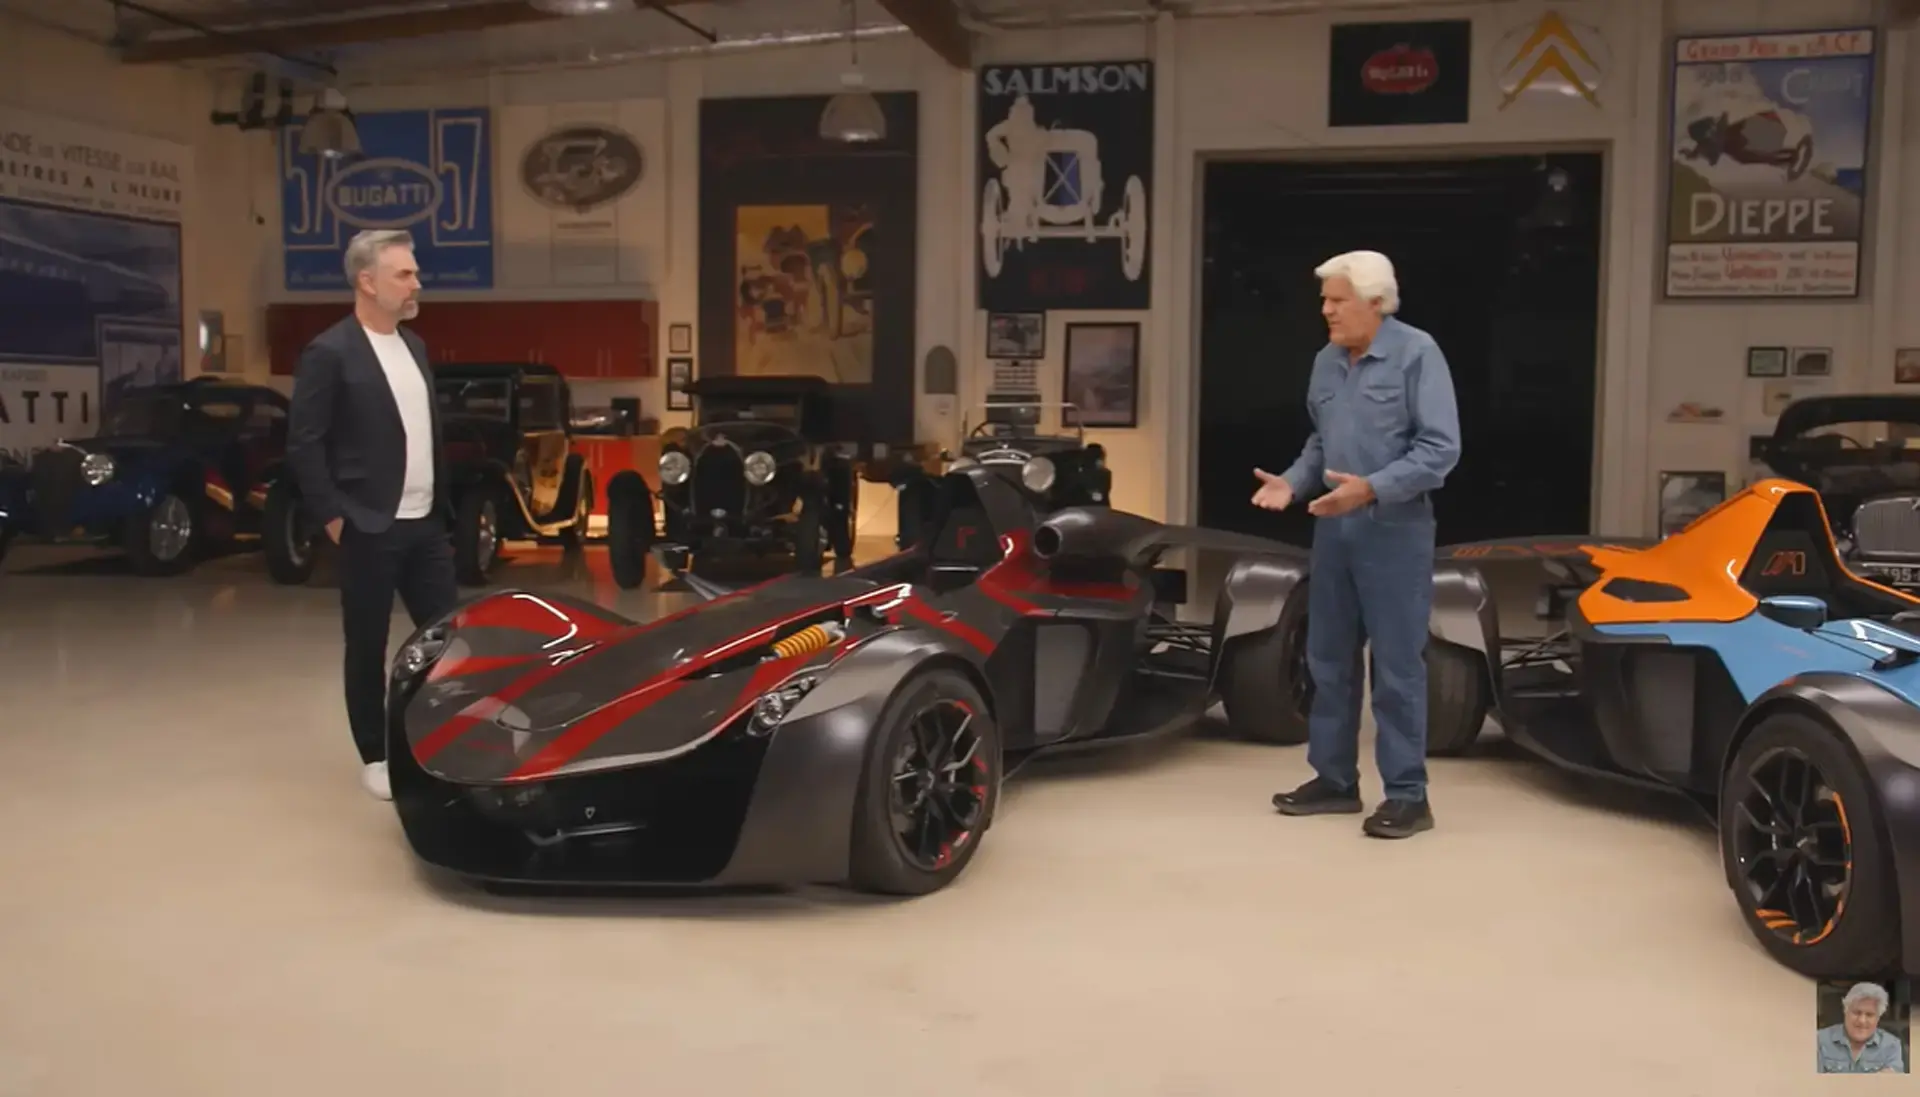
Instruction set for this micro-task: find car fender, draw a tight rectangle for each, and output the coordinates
[717,623,990,886]
[1431,564,1502,695]
[1731,673,1920,973]
[1212,553,1307,644]
[122,450,201,511]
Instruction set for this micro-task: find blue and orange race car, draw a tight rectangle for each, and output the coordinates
[1294,479,1920,980]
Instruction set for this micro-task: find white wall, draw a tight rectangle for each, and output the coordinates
[242,0,1915,536]
[0,10,274,377]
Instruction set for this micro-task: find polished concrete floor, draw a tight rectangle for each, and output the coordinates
[0,537,1829,1095]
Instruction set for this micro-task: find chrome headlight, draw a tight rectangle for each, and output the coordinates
[395,624,450,679]
[659,450,691,486]
[1021,455,1056,494]
[81,452,114,486]
[749,675,819,736]
[948,456,977,471]
[743,450,776,486]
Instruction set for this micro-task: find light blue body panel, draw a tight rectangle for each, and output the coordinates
[1591,612,1920,709]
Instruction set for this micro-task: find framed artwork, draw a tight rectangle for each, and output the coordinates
[1747,345,1788,378]
[1790,346,1832,377]
[1897,347,1920,385]
[668,323,692,354]
[1658,470,1727,537]
[667,357,692,411]
[1062,321,1140,428]
[985,312,1045,359]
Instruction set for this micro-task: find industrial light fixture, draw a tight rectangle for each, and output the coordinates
[299,87,360,160]
[820,0,885,142]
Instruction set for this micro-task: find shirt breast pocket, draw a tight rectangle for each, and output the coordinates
[1356,379,1410,435]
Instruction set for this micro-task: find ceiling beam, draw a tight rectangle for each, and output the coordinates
[115,1,585,64]
[875,0,970,69]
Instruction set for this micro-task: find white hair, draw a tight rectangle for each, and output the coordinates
[1314,249,1400,315]
[1844,983,1891,1015]
[343,229,414,288]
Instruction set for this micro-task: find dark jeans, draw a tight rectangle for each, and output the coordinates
[1304,505,1437,802]
[339,517,459,765]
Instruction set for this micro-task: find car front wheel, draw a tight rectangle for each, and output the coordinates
[453,486,500,586]
[125,491,197,576]
[1721,711,1899,978]
[605,470,654,590]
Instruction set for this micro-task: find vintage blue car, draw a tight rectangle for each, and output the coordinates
[0,378,296,576]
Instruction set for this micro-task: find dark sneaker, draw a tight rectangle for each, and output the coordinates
[1272,777,1363,816]
[1362,797,1433,838]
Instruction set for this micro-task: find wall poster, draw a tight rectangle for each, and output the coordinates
[976,61,1153,312]
[1665,29,1876,298]
[0,105,188,462]
[697,93,919,447]
[279,106,495,291]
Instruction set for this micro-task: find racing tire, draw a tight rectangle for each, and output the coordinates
[794,489,826,573]
[262,479,317,585]
[125,490,198,577]
[848,666,1001,896]
[1221,585,1312,745]
[1425,639,1491,757]
[453,485,500,587]
[1720,712,1899,979]
[605,470,654,591]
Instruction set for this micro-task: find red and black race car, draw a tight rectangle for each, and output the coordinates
[382,462,1310,895]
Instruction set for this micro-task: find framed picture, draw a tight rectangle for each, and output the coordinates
[985,312,1045,359]
[668,323,692,355]
[1790,346,1832,377]
[667,357,692,411]
[1062,321,1140,428]
[1747,346,1788,377]
[1658,470,1727,537]
[1896,347,1920,385]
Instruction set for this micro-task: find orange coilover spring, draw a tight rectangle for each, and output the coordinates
[771,623,836,660]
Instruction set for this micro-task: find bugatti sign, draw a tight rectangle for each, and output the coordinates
[519,123,643,214]
[325,157,444,230]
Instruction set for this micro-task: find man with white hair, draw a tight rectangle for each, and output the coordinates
[1255,249,1461,839]
[286,229,458,802]
[1818,982,1906,1073]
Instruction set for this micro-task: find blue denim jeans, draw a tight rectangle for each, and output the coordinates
[1304,505,1437,802]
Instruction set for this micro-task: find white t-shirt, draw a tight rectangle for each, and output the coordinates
[363,325,435,520]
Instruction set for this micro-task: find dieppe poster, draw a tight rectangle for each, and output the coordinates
[279,107,495,291]
[1665,29,1876,298]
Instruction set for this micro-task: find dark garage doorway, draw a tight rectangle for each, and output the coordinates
[1195,152,1605,547]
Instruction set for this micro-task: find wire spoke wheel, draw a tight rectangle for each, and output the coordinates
[1731,746,1853,947]
[886,698,989,872]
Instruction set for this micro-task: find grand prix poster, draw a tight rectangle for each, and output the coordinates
[1665,29,1876,298]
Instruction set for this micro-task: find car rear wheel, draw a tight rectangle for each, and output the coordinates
[125,490,197,576]
[262,479,316,585]
[1721,712,1899,978]
[848,667,1000,896]
[1221,584,1312,745]
[453,486,500,586]
[606,470,654,590]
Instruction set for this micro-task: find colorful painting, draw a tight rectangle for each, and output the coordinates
[732,203,875,383]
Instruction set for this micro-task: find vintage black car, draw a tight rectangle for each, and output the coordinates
[1756,394,1920,590]
[886,399,1113,552]
[603,375,856,589]
[264,362,597,586]
[0,378,293,576]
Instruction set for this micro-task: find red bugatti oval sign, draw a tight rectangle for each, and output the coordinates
[1362,44,1439,94]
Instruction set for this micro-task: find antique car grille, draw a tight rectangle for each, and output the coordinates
[30,447,83,538]
[1851,495,1920,560]
[690,445,747,517]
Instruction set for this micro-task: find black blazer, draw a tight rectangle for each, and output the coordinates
[286,315,448,534]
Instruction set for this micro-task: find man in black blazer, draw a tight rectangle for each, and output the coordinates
[287,229,458,801]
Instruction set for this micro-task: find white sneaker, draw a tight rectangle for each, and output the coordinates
[361,761,392,801]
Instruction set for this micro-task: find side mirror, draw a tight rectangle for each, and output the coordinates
[1759,594,1827,630]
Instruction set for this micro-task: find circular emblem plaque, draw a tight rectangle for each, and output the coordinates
[519,123,644,213]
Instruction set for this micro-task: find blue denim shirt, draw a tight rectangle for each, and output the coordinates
[1817,1024,1906,1073]
[1280,316,1462,519]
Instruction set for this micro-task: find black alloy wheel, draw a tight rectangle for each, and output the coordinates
[1730,745,1853,948]
[886,697,990,872]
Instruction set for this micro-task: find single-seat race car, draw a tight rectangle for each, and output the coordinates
[1354,478,1920,980]
[382,459,1310,896]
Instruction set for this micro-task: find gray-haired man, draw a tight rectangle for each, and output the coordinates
[286,229,457,801]
[1818,982,1907,1073]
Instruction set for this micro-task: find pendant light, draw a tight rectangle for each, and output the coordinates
[820,0,886,142]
